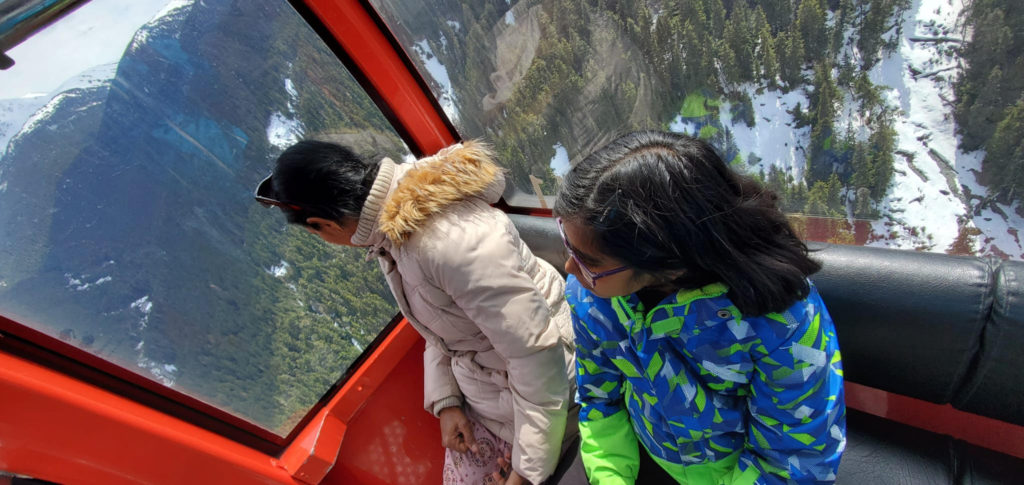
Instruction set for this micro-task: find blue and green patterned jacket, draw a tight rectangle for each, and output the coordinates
[568,275,845,484]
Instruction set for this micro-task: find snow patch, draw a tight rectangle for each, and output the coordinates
[550,143,570,177]
[65,272,113,291]
[135,340,177,387]
[411,40,458,122]
[722,87,812,182]
[128,294,176,385]
[132,295,153,315]
[268,260,290,278]
[861,0,1021,256]
[153,0,194,22]
[267,112,303,149]
[266,76,305,149]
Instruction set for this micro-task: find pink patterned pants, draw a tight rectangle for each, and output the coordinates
[442,417,513,485]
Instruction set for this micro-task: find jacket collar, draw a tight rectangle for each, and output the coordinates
[351,156,399,249]
[350,141,505,250]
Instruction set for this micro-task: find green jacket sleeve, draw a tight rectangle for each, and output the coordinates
[579,409,640,485]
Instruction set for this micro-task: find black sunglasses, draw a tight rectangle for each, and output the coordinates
[254,173,303,210]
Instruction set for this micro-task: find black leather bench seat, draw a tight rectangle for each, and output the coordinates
[840,410,1024,484]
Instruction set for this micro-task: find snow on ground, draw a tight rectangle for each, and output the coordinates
[129,294,176,385]
[65,272,114,291]
[550,142,570,177]
[670,0,1018,258]
[131,0,196,51]
[863,0,1021,257]
[721,88,813,182]
[0,96,49,159]
[411,40,459,123]
[266,77,305,149]
[1,62,119,160]
[268,260,290,278]
[131,295,153,328]
[267,111,303,149]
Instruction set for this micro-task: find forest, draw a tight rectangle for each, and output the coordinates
[383,0,1023,247]
[396,0,909,220]
[954,0,1024,206]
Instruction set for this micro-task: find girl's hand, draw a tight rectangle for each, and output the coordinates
[491,452,530,485]
[438,407,479,454]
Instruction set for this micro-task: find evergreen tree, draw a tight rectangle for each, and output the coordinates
[955,0,1023,155]
[962,66,1008,151]
[807,62,839,183]
[831,0,855,54]
[719,41,743,86]
[985,100,1024,202]
[857,0,893,70]
[777,30,806,89]
[804,174,845,217]
[762,0,794,33]
[723,5,755,84]
[759,24,781,88]
[795,0,829,62]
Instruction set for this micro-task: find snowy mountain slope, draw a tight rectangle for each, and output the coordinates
[707,0,1018,258]
[866,0,1022,258]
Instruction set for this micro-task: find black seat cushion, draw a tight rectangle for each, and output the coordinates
[954,259,1024,426]
[839,410,1024,484]
[807,242,992,405]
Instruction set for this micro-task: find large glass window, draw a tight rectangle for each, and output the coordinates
[371,0,1024,260]
[0,0,405,435]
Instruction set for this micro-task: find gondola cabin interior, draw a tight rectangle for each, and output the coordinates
[1,0,1024,483]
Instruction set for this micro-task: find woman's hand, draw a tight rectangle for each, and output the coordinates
[439,407,479,454]
[491,452,530,485]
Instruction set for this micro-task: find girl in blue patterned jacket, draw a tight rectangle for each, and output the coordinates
[553,131,845,485]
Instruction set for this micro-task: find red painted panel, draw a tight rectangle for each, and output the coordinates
[0,317,435,484]
[0,350,296,485]
[324,337,444,484]
[846,382,1024,459]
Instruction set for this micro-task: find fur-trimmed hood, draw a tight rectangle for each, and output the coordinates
[351,140,505,247]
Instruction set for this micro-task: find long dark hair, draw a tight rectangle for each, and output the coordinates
[271,140,380,227]
[554,131,820,316]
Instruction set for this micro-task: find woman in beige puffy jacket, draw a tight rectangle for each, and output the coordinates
[256,140,576,485]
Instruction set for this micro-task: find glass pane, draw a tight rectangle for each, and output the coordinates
[371,0,1024,259]
[0,0,404,435]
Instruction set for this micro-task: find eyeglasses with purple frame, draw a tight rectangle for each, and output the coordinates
[556,217,629,287]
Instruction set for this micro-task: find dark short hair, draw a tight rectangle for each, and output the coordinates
[554,131,820,315]
[270,140,380,227]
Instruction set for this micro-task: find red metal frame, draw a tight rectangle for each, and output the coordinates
[0,314,283,453]
[0,318,432,484]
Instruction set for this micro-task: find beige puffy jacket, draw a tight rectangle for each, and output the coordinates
[349,142,575,483]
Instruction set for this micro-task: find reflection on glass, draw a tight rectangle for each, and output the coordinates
[0,0,404,435]
[371,0,1024,259]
